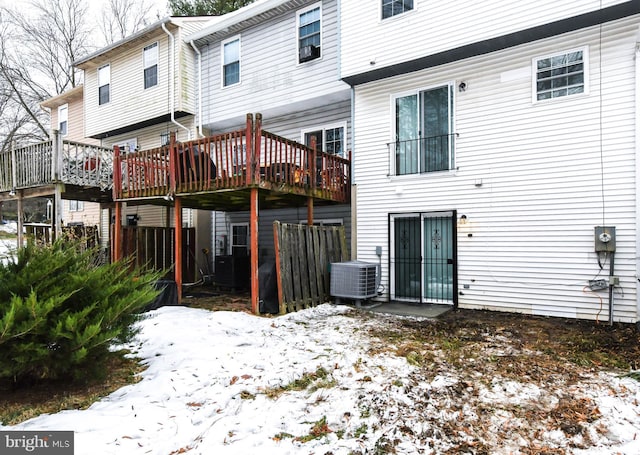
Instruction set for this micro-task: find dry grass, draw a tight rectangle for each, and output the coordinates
[0,351,144,426]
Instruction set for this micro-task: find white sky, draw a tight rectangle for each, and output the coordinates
[0,295,639,454]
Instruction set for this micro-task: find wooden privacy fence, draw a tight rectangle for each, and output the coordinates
[273,221,349,314]
[115,226,197,283]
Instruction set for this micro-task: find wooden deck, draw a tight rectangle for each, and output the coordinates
[0,132,113,202]
[114,114,350,210]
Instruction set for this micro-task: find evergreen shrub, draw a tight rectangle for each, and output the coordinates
[0,239,162,384]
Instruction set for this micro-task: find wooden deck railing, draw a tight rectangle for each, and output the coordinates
[114,113,351,204]
[0,131,113,192]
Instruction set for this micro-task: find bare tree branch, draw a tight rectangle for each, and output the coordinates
[99,0,156,45]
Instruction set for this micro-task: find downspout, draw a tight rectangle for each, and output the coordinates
[190,40,204,138]
[635,35,640,328]
[162,23,191,140]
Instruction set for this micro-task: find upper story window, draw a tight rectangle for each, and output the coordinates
[534,48,587,102]
[393,84,454,175]
[382,0,414,19]
[98,64,110,105]
[303,123,346,156]
[58,104,68,136]
[222,36,240,87]
[143,42,158,89]
[298,4,321,63]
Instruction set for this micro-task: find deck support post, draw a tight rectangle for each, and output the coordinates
[112,202,123,262]
[250,187,259,314]
[16,191,23,248]
[174,197,183,304]
[53,184,63,241]
[307,197,314,225]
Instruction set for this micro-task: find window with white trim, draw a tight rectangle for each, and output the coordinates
[393,83,455,175]
[302,123,346,156]
[297,3,321,63]
[534,48,587,101]
[69,200,84,212]
[143,42,158,89]
[222,36,240,87]
[98,64,110,105]
[115,138,138,153]
[382,0,413,19]
[231,223,249,256]
[58,104,68,136]
[300,218,343,227]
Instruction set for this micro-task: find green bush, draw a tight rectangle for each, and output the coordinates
[0,239,162,384]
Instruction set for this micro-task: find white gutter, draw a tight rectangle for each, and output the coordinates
[635,32,640,326]
[190,40,204,138]
[162,23,191,140]
[188,0,290,43]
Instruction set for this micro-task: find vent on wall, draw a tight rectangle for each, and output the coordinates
[330,260,379,303]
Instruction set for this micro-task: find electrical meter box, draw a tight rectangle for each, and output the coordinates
[594,226,616,252]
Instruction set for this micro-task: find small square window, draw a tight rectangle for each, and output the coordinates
[382,0,413,19]
[534,49,586,101]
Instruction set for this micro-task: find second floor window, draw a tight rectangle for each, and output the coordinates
[98,64,110,105]
[394,84,454,175]
[143,43,158,89]
[382,0,414,19]
[58,104,68,136]
[534,48,586,101]
[222,37,240,87]
[298,4,321,63]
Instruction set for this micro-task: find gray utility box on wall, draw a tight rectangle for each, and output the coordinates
[330,260,379,304]
[594,226,616,252]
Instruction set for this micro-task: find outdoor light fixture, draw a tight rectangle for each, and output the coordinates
[163,192,174,202]
[459,214,468,224]
[458,82,466,92]
[8,188,16,196]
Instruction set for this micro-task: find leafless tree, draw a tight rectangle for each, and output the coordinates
[99,0,160,45]
[0,0,159,152]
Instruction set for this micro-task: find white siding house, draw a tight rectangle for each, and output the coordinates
[73,17,214,270]
[188,0,352,266]
[342,1,640,322]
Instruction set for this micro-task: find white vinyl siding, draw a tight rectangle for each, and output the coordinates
[341,0,630,79]
[353,16,638,322]
[199,0,349,130]
[83,19,206,138]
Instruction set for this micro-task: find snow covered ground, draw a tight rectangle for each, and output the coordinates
[2,304,640,454]
[0,221,17,261]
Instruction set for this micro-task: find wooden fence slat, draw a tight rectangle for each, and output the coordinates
[273,222,348,314]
